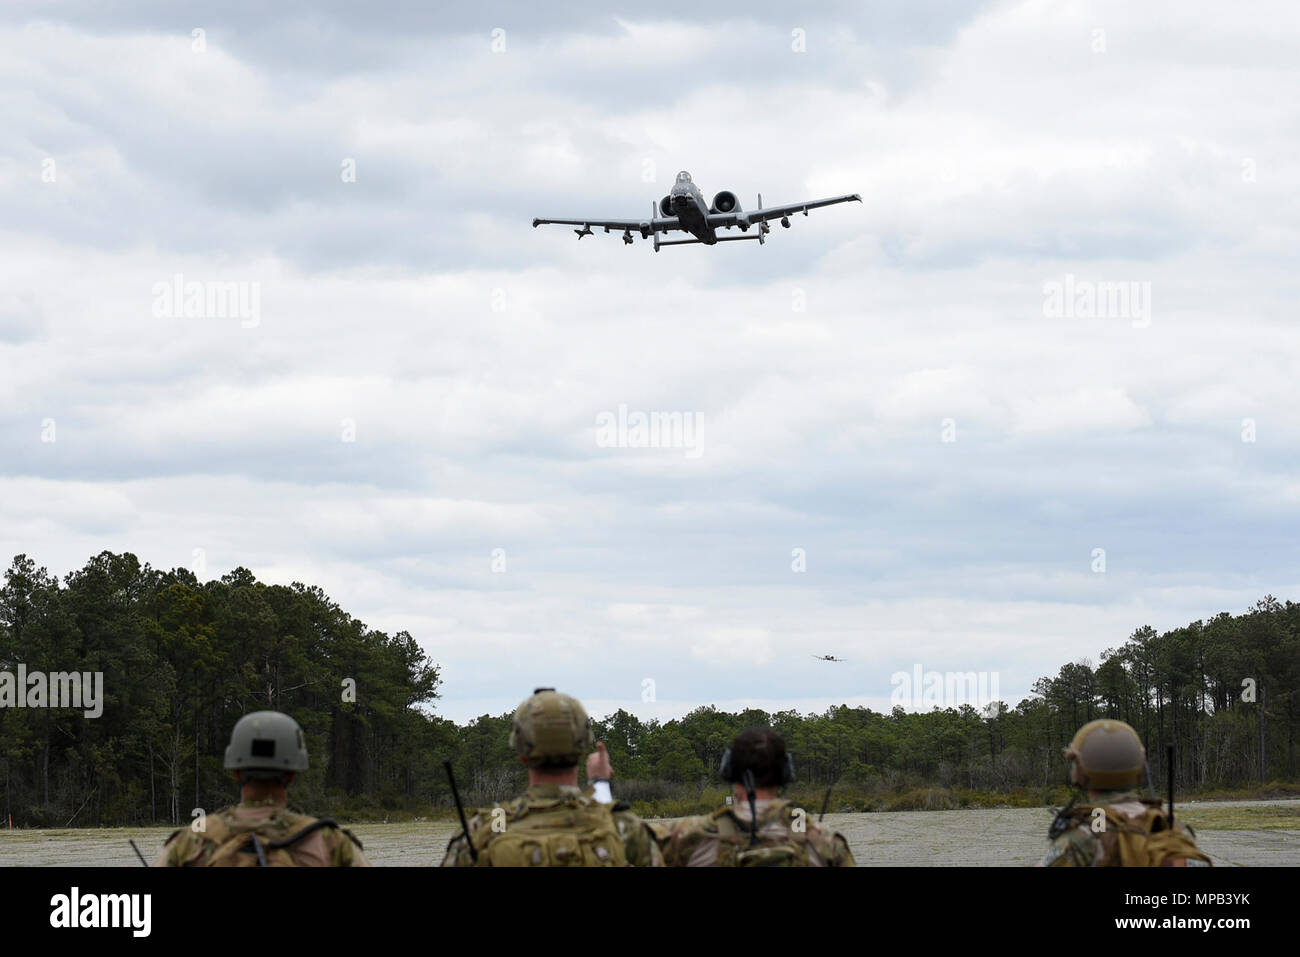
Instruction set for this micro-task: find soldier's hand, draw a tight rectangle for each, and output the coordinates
[587,741,614,780]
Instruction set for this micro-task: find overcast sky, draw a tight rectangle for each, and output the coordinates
[2,1,1297,724]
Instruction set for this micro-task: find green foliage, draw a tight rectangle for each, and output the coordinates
[2,552,1297,826]
[0,552,444,826]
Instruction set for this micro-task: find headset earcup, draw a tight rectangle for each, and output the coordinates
[719,749,733,782]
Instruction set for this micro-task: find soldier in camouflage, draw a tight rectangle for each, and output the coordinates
[1040,719,1210,867]
[154,710,369,867]
[441,688,662,866]
[659,726,855,867]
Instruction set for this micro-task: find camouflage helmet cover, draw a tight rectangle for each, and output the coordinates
[1065,719,1145,790]
[224,710,309,778]
[509,688,594,768]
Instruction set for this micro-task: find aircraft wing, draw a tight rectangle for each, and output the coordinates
[530,215,687,235]
[707,193,862,229]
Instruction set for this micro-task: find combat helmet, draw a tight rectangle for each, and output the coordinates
[509,688,593,769]
[1064,719,1145,790]
[224,710,309,779]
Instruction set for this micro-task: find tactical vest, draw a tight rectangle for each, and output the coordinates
[708,803,817,867]
[1064,799,1212,867]
[198,811,348,867]
[470,794,628,867]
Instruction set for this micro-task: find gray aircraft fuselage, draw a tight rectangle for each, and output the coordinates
[531,169,861,248]
[669,176,719,244]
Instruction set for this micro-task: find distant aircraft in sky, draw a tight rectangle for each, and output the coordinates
[531,171,861,250]
[812,655,846,662]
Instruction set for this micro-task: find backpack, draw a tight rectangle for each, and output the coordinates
[473,797,628,866]
[711,806,813,867]
[1069,799,1212,867]
[200,813,342,867]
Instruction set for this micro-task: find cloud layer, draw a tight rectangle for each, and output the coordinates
[3,1,1298,722]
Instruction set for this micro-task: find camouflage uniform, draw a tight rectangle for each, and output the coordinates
[153,796,369,867]
[1042,789,1146,867]
[443,689,662,867]
[661,798,854,867]
[155,710,369,867]
[1042,720,1210,867]
[441,784,662,867]
[1040,789,1208,867]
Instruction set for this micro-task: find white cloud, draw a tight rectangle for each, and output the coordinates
[2,1,1299,724]
[1010,386,1151,435]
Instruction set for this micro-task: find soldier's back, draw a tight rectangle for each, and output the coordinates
[1041,791,1210,867]
[154,800,368,867]
[442,785,660,866]
[661,799,854,867]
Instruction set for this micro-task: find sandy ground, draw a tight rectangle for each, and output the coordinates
[1,800,1295,867]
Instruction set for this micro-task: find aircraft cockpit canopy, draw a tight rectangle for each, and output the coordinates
[676,171,692,183]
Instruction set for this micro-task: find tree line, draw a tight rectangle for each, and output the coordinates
[1,552,1295,826]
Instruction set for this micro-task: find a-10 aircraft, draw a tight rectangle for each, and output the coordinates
[531,171,861,250]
